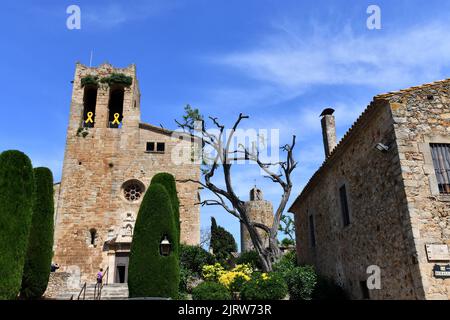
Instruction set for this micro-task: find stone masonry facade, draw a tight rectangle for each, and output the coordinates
[289,79,450,300]
[240,188,274,252]
[53,63,201,284]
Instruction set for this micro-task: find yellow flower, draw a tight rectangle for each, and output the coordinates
[202,263,225,281]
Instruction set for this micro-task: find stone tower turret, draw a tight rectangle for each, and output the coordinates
[241,187,274,252]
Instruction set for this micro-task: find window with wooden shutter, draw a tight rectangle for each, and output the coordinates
[430,144,450,194]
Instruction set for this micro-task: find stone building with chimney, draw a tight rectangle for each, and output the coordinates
[240,187,274,252]
[289,79,450,300]
[53,63,200,284]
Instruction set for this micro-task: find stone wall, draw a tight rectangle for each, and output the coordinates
[383,81,450,299]
[53,63,200,283]
[290,100,422,299]
[241,200,274,252]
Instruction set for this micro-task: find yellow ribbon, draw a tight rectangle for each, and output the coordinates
[112,113,121,125]
[85,112,94,124]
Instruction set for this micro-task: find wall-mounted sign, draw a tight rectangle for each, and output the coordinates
[433,264,450,279]
[426,244,450,261]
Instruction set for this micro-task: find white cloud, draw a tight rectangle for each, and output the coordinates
[214,21,450,91]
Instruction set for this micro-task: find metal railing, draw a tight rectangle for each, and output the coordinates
[77,282,87,300]
[94,266,109,300]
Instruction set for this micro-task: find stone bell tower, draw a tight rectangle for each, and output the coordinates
[53,63,201,285]
[240,187,274,252]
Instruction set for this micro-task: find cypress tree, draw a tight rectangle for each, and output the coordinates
[20,167,54,299]
[0,150,35,299]
[151,173,180,234]
[210,217,237,262]
[128,184,180,298]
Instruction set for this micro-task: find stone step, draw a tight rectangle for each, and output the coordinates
[56,283,129,300]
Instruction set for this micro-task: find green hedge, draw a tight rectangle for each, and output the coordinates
[20,167,54,299]
[0,150,35,299]
[151,173,180,235]
[128,184,180,299]
[192,282,231,300]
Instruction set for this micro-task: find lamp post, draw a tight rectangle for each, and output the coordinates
[160,235,171,256]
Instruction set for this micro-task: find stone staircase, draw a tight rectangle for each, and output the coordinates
[56,283,129,300]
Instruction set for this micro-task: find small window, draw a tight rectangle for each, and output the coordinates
[430,144,450,194]
[146,142,165,153]
[309,214,316,248]
[89,228,97,246]
[146,142,155,152]
[339,185,351,227]
[157,142,165,152]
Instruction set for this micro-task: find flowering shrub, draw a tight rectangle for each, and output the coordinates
[202,263,254,292]
[202,263,225,282]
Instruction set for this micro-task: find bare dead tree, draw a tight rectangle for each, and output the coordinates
[176,107,297,271]
[199,227,211,249]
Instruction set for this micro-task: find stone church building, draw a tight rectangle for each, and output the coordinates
[53,63,200,284]
[289,79,450,300]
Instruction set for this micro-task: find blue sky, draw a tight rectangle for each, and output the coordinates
[1,0,450,247]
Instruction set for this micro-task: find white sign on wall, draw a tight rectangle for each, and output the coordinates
[426,244,450,261]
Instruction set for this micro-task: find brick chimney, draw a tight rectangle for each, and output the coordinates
[320,108,337,158]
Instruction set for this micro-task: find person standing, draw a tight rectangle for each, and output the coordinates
[97,268,103,284]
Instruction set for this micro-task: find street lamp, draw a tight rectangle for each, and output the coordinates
[160,235,171,256]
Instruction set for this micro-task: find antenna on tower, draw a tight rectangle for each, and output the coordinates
[89,50,93,67]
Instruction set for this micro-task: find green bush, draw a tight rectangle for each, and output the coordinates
[285,266,317,300]
[80,75,98,87]
[192,282,232,300]
[128,184,180,299]
[179,266,194,293]
[180,244,215,276]
[241,273,288,300]
[100,73,133,87]
[273,251,297,279]
[210,217,237,262]
[151,173,180,235]
[0,150,35,299]
[236,251,262,270]
[20,168,55,299]
[312,276,348,300]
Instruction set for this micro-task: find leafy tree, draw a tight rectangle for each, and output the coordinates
[180,244,215,276]
[278,213,295,243]
[0,150,35,299]
[210,217,237,262]
[128,184,180,298]
[20,168,55,299]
